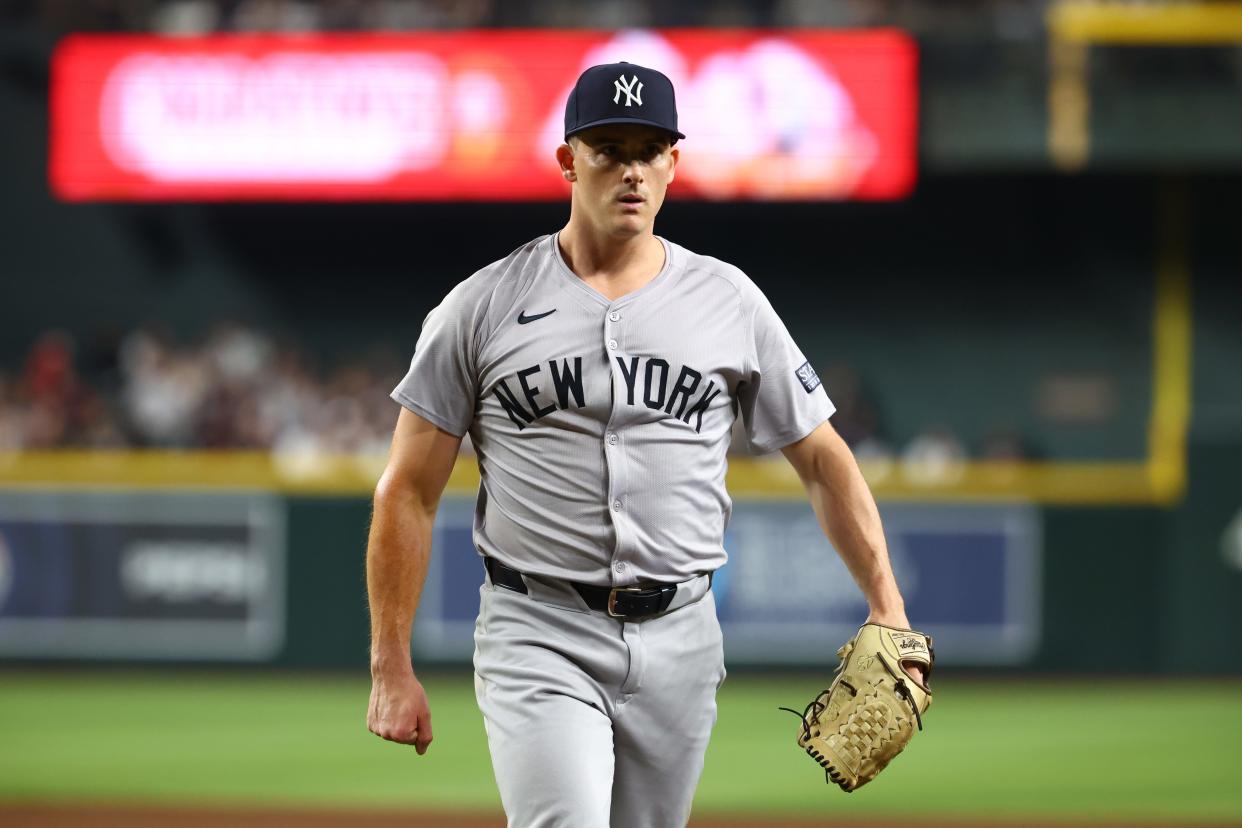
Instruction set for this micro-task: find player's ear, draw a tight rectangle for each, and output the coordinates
[556,142,577,182]
[667,145,679,183]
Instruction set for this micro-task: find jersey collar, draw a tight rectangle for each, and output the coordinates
[549,232,677,309]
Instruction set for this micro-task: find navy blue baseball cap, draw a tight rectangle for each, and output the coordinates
[564,61,685,143]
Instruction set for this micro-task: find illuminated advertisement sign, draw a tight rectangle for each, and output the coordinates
[0,492,285,661]
[414,498,1040,667]
[50,30,917,201]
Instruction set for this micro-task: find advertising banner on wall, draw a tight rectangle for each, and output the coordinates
[0,492,286,660]
[413,498,1041,666]
[50,29,916,202]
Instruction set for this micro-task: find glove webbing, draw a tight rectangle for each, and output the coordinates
[779,645,929,729]
[778,651,923,737]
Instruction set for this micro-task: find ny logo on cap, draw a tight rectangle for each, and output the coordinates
[613,74,644,107]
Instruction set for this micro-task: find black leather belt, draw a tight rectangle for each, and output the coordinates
[484,556,680,619]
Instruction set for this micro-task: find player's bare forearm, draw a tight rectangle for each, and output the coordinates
[366,408,462,673]
[365,409,462,753]
[781,420,908,628]
[366,484,434,677]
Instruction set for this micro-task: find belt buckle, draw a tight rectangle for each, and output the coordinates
[607,586,646,618]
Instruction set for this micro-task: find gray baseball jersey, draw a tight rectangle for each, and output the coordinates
[392,232,834,586]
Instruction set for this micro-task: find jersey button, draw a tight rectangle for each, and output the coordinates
[607,433,618,446]
[612,500,623,512]
[609,311,621,322]
[607,339,618,350]
[614,561,626,573]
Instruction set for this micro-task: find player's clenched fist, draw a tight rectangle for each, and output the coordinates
[367,671,433,755]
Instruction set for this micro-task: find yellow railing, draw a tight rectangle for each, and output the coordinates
[1049,1,1242,44]
[1043,2,1208,500]
[0,450,1163,504]
[1047,1,1242,169]
[1147,179,1193,503]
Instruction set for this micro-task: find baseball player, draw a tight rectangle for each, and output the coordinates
[366,62,925,827]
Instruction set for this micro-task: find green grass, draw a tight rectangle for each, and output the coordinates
[705,675,1242,821]
[0,672,1239,821]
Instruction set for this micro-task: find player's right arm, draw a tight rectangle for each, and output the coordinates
[366,406,463,754]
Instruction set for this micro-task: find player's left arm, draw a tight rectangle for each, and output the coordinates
[781,419,924,681]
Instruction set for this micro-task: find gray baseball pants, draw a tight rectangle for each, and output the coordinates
[473,571,725,828]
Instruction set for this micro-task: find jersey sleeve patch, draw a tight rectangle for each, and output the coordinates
[795,361,822,394]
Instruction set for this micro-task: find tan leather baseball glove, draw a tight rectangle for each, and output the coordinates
[782,623,934,792]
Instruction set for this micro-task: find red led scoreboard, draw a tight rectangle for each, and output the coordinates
[50,30,916,202]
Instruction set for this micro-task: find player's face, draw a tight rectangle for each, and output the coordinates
[560,125,679,237]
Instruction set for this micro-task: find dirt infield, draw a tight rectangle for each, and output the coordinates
[2,804,1230,828]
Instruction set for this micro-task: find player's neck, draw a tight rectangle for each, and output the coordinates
[556,223,664,300]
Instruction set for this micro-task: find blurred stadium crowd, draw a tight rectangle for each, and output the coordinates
[4,0,1045,37]
[0,326,1029,468]
[0,326,401,455]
